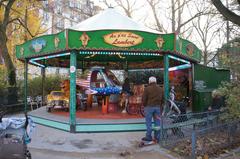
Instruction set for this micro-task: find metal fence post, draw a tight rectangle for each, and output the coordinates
[206,111,209,127]
[191,129,196,159]
[160,115,164,144]
[228,123,235,144]
[24,59,28,113]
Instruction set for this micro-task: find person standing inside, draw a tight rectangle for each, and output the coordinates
[142,76,163,142]
[121,77,132,113]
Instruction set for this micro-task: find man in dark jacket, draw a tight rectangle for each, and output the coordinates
[142,76,163,142]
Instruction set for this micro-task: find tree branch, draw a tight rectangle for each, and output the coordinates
[115,0,133,17]
[6,17,19,25]
[101,0,112,7]
[0,0,8,7]
[2,0,16,28]
[211,0,240,26]
[17,18,34,38]
[146,0,164,32]
[177,12,204,31]
[206,51,219,65]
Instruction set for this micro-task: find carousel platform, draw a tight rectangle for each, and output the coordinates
[29,106,146,133]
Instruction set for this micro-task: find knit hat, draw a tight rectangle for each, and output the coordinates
[149,76,157,84]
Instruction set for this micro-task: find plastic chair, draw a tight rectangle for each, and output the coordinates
[35,96,42,108]
[27,96,37,111]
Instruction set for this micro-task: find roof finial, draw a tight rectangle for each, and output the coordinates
[108,4,113,9]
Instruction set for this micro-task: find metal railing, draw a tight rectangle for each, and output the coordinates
[157,109,239,158]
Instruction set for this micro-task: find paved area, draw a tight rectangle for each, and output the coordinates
[28,124,178,159]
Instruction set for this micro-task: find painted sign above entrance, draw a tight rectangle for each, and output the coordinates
[103,32,143,47]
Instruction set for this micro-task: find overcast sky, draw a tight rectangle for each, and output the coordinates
[92,0,229,53]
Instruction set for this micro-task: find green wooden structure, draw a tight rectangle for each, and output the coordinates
[16,8,203,133]
[193,64,230,112]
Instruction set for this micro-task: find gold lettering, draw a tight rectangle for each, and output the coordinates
[104,32,143,47]
[109,34,116,38]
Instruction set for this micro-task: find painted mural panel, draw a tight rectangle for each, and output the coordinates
[16,31,66,59]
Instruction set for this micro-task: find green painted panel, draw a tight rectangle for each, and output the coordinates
[29,115,156,133]
[193,64,230,112]
[16,29,202,63]
[16,31,66,59]
[30,116,70,131]
[164,55,169,101]
[69,51,77,127]
[176,37,201,62]
[76,123,146,132]
[193,89,213,112]
[68,29,175,51]
[193,64,230,89]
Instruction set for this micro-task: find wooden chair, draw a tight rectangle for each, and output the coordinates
[128,84,145,108]
[27,96,38,111]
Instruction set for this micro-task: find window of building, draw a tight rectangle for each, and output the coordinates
[86,0,90,6]
[43,0,48,7]
[56,18,64,28]
[56,6,62,14]
[69,0,74,8]
[78,15,81,21]
[70,10,75,19]
[43,13,49,21]
[76,1,81,9]
[89,1,94,9]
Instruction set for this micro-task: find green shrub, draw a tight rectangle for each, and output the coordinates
[218,81,240,119]
[30,75,66,97]
[43,75,65,94]
[0,66,8,91]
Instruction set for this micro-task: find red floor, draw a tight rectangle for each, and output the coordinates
[52,106,143,119]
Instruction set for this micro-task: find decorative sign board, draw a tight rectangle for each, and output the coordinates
[103,32,143,47]
[70,66,76,73]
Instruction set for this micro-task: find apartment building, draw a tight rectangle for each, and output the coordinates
[41,0,100,34]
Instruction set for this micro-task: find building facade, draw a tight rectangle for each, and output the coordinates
[41,0,100,34]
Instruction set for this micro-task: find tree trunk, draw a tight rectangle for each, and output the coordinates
[0,30,16,86]
[211,0,240,26]
[203,50,208,65]
[171,0,176,32]
[176,0,181,34]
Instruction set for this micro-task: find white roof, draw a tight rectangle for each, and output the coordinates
[70,8,160,34]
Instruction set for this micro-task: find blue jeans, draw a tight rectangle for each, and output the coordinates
[144,106,161,141]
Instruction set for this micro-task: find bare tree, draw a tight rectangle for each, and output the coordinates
[115,0,137,17]
[193,16,225,65]
[145,0,207,34]
[100,0,141,18]
[171,0,209,34]
[190,1,227,66]
[145,0,165,32]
